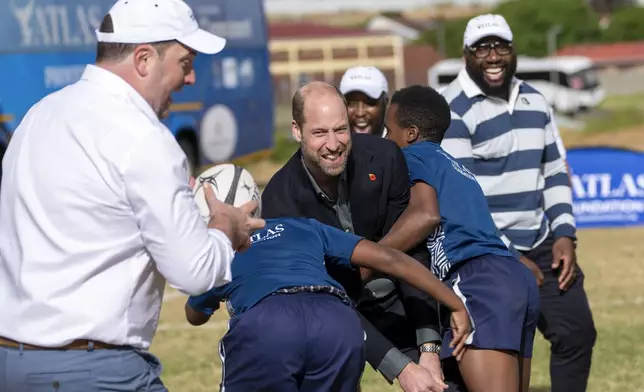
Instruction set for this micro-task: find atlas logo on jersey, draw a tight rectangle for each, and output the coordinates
[250,223,285,244]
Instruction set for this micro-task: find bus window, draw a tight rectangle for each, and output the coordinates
[438,74,458,85]
[568,70,600,90]
[515,70,555,83]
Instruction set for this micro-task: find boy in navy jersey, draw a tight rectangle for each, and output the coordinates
[185,217,471,392]
[380,85,540,392]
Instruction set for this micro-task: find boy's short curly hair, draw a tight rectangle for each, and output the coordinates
[390,85,452,142]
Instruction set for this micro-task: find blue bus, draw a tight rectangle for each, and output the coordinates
[0,0,274,174]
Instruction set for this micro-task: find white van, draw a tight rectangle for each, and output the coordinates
[428,56,605,115]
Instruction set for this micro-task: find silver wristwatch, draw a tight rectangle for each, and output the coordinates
[420,343,442,354]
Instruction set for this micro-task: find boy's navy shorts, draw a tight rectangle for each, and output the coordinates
[219,292,365,392]
[440,253,540,359]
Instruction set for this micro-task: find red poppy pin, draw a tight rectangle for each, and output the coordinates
[369,173,376,181]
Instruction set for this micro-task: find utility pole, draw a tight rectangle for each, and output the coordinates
[437,22,446,57]
[547,25,563,83]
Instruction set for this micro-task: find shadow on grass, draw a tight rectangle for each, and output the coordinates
[529,387,550,392]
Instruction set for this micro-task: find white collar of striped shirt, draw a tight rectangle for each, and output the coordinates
[457,69,524,113]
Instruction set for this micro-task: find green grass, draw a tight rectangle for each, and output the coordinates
[267,104,299,163]
[598,93,644,111]
[152,227,644,391]
[579,93,644,134]
[582,106,644,134]
[269,131,299,163]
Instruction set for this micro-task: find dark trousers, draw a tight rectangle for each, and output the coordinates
[219,292,365,392]
[528,235,596,392]
[359,295,419,358]
[440,235,596,392]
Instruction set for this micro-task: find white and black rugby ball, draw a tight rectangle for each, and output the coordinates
[192,163,261,220]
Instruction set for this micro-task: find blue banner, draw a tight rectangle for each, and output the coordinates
[568,146,644,228]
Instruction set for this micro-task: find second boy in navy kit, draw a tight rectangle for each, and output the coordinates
[185,217,471,392]
[381,85,540,392]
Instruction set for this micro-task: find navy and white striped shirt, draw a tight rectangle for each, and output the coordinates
[440,70,576,256]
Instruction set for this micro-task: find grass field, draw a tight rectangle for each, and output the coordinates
[151,226,644,392]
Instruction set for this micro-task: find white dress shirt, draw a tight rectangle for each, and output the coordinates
[0,65,234,349]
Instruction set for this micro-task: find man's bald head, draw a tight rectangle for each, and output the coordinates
[292,81,348,129]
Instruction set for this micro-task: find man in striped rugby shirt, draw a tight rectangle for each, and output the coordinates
[440,14,596,392]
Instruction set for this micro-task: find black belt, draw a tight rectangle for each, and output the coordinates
[274,285,352,306]
[226,285,353,317]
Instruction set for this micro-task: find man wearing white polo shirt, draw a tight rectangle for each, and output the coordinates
[339,66,390,137]
[0,0,264,390]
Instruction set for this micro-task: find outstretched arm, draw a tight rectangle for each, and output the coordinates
[184,288,224,326]
[315,219,470,359]
[379,182,441,253]
[185,301,216,326]
[350,239,471,358]
[377,144,443,349]
[351,239,458,312]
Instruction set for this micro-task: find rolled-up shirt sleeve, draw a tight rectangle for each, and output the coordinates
[121,128,235,296]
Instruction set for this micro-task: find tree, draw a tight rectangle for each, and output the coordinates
[419,0,605,58]
[587,0,635,14]
[494,0,602,56]
[598,5,644,41]
[419,18,469,58]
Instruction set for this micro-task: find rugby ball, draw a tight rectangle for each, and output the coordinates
[192,163,261,221]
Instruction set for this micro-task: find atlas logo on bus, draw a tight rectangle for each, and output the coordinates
[0,0,275,178]
[7,0,107,50]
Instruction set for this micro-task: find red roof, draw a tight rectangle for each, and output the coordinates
[269,22,387,39]
[556,41,644,65]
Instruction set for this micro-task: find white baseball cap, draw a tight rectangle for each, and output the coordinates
[95,0,226,55]
[463,14,513,48]
[339,66,389,100]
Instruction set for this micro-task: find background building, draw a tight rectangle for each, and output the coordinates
[264,0,502,15]
[557,41,644,95]
[268,22,442,104]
